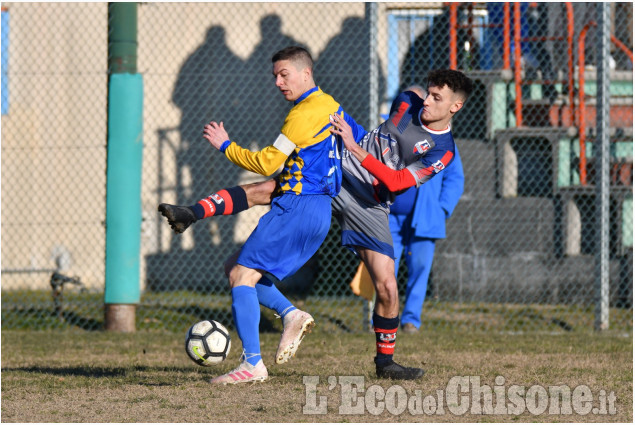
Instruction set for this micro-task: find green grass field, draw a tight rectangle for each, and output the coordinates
[3,289,633,334]
[1,328,632,422]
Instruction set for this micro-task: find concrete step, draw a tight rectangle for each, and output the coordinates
[522,98,633,128]
[455,138,497,200]
[443,197,556,256]
[431,250,627,306]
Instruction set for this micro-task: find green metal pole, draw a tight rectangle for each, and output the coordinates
[108,2,137,74]
[105,2,143,332]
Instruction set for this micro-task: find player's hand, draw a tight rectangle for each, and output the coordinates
[203,121,230,151]
[329,114,355,148]
[330,114,368,162]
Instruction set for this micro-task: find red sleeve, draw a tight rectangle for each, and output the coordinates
[360,154,417,192]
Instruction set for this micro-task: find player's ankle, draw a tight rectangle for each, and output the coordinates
[189,203,205,220]
[374,355,393,367]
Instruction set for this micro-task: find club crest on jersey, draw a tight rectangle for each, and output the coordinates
[211,194,224,204]
[432,159,446,173]
[413,140,431,154]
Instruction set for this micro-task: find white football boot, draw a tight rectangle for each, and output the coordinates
[209,352,268,385]
[275,309,315,364]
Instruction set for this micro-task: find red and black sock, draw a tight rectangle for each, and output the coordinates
[190,186,248,219]
[373,312,399,367]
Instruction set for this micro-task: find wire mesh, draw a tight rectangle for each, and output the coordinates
[1,2,632,334]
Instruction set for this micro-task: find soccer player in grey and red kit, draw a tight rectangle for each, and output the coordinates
[160,69,473,380]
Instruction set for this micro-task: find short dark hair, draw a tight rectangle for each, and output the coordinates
[271,46,313,70]
[426,69,473,101]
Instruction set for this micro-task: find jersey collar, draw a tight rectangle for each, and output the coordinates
[294,86,320,105]
[421,122,451,134]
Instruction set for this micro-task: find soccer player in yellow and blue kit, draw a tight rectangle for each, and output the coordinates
[161,69,473,381]
[181,46,360,384]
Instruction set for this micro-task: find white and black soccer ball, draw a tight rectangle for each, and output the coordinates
[185,320,231,366]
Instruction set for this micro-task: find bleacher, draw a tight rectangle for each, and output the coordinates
[434,3,632,306]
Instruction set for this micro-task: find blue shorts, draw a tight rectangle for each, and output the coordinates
[237,193,332,281]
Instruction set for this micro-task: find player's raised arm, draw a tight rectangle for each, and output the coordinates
[203,120,296,177]
[329,114,417,192]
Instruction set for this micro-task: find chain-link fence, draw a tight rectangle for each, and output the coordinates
[1,2,632,334]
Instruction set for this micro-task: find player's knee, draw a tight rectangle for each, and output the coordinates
[374,276,398,304]
[224,261,241,290]
[227,265,244,288]
[244,179,276,206]
[227,264,261,289]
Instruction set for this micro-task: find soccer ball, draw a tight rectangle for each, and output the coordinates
[185,320,231,366]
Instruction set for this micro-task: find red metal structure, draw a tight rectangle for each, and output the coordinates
[447,2,632,186]
[512,3,575,128]
[577,21,634,185]
[449,3,458,69]
[448,3,575,127]
[513,3,523,126]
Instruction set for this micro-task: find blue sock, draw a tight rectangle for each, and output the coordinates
[255,277,296,318]
[231,286,262,366]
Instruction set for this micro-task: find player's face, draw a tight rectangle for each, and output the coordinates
[421,84,464,130]
[273,60,309,102]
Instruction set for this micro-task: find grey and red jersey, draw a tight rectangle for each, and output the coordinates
[341,90,457,206]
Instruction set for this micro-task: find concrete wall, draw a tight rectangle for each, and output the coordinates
[2,2,438,290]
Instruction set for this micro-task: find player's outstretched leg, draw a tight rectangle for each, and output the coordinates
[158,203,198,234]
[158,185,255,234]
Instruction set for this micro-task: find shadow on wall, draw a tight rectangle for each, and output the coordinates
[148,14,380,295]
[314,17,386,130]
[147,15,308,293]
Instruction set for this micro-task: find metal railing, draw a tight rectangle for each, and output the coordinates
[577,21,634,185]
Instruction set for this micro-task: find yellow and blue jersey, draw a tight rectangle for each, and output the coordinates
[230,87,354,279]
[222,87,345,197]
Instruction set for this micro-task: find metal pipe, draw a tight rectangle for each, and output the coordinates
[610,34,633,62]
[513,2,523,126]
[566,3,575,126]
[578,21,596,185]
[449,3,458,70]
[594,3,611,331]
[503,3,510,70]
[2,268,58,274]
[367,2,379,131]
[105,2,142,332]
[467,3,474,70]
[108,2,137,73]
